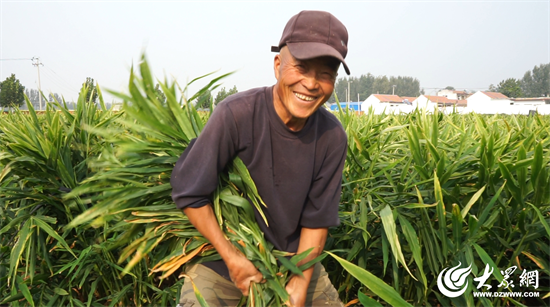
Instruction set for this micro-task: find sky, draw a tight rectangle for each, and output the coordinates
[1,0,549,104]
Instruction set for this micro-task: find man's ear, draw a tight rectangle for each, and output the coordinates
[273,54,281,80]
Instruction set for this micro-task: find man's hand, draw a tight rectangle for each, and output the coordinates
[183,205,262,295]
[286,274,309,307]
[225,247,264,295]
[285,227,328,307]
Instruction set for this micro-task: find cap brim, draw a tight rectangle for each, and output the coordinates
[286,42,350,75]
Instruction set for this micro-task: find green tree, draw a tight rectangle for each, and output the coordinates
[194,89,213,109]
[372,76,391,96]
[82,77,98,103]
[329,74,421,103]
[332,75,375,103]
[521,63,550,97]
[444,86,455,90]
[21,89,62,110]
[495,78,523,98]
[0,74,26,108]
[214,86,238,104]
[390,76,421,97]
[48,93,64,103]
[25,88,40,108]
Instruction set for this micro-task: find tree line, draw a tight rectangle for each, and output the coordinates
[329,74,422,103]
[4,62,545,109]
[0,75,99,109]
[0,73,239,110]
[24,89,63,109]
[489,63,550,98]
[194,85,238,109]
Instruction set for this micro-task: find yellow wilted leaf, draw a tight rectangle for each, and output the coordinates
[153,221,178,235]
[153,243,209,279]
[522,251,547,270]
[182,239,192,256]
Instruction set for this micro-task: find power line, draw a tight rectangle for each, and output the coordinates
[42,70,74,92]
[43,66,79,93]
[41,70,76,96]
[42,68,78,94]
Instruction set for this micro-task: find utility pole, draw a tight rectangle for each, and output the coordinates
[392,85,396,96]
[345,89,347,104]
[347,79,352,109]
[32,57,43,110]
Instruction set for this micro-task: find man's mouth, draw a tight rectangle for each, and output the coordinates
[294,92,316,102]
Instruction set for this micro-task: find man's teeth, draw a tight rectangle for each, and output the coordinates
[294,92,315,101]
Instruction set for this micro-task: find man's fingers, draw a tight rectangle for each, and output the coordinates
[253,272,263,283]
[238,283,250,296]
[239,275,262,296]
[238,279,254,296]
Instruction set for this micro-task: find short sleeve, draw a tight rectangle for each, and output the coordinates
[300,137,347,228]
[170,102,239,209]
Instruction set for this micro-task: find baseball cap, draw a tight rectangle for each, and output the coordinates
[271,10,350,75]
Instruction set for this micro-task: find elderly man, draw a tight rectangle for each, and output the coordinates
[171,10,349,307]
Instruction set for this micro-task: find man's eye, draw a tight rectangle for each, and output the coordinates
[321,72,335,80]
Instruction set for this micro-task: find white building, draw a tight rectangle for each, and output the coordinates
[439,99,468,113]
[465,91,512,114]
[412,95,449,110]
[362,94,402,105]
[361,94,413,114]
[509,97,550,115]
[511,97,550,106]
[402,96,418,104]
[437,89,469,100]
[359,91,550,115]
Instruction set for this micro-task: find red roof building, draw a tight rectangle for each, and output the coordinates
[480,92,509,99]
[372,94,403,103]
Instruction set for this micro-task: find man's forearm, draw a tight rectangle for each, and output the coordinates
[183,205,263,295]
[294,227,328,284]
[183,205,238,261]
[285,227,328,306]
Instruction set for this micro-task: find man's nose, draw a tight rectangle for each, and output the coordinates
[301,70,320,90]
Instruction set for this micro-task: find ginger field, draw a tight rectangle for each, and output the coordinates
[1,60,549,306]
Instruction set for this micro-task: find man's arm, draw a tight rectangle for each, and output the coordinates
[285,227,328,307]
[184,205,263,296]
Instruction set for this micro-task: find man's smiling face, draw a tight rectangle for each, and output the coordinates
[273,47,339,131]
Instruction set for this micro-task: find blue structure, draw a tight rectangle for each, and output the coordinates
[329,102,361,111]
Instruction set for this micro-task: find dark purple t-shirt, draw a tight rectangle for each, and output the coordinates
[171,86,347,279]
